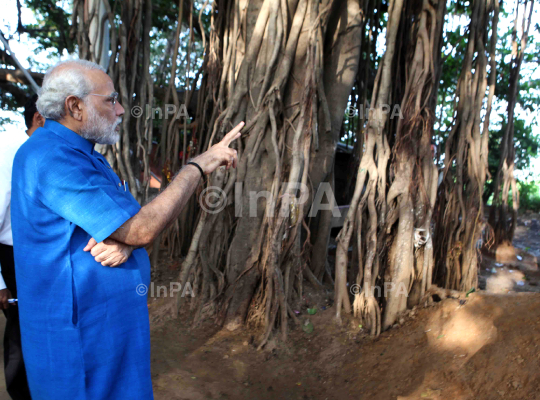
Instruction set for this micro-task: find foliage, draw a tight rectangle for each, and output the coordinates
[23,0,75,55]
[0,115,16,130]
[518,180,540,212]
[0,86,23,111]
[1,0,211,114]
[436,0,540,185]
[485,118,540,199]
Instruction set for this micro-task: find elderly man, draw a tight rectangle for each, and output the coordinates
[0,94,45,400]
[11,59,242,400]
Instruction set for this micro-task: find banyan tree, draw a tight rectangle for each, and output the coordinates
[63,0,508,342]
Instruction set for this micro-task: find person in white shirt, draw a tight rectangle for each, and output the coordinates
[0,94,42,400]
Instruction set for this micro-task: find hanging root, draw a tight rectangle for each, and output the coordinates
[353,291,381,336]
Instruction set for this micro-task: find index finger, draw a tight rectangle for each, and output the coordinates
[221,121,245,147]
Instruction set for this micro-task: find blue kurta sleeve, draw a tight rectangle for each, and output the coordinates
[37,146,140,243]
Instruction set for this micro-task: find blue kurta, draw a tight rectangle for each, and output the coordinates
[11,120,153,399]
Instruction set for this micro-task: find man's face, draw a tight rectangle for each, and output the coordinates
[79,70,125,145]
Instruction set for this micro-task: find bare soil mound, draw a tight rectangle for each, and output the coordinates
[150,292,540,400]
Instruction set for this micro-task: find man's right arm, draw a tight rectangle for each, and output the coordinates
[107,121,244,247]
[108,163,201,246]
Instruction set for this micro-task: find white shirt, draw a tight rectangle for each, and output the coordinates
[0,129,29,290]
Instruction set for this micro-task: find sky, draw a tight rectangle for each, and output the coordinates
[1,0,539,177]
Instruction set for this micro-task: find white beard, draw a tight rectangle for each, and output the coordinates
[80,107,122,145]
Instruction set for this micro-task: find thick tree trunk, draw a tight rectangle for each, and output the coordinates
[335,0,406,328]
[433,0,499,291]
[335,0,448,333]
[384,0,445,327]
[488,0,533,247]
[170,0,364,345]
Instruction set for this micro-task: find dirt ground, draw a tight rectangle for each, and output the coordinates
[148,213,540,400]
[150,292,540,400]
[479,213,540,294]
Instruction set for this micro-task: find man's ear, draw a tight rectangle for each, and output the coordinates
[65,95,84,121]
[34,112,45,128]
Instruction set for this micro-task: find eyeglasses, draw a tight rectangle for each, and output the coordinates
[88,92,119,105]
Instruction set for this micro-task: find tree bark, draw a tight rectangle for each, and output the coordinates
[433,0,499,291]
[488,0,533,247]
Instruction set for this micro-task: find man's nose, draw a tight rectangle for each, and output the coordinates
[116,102,125,116]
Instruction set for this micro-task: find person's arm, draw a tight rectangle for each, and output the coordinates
[107,122,244,247]
[0,287,11,310]
[0,263,8,309]
[83,237,134,267]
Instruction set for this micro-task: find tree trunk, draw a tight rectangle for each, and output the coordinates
[335,0,447,333]
[75,0,154,205]
[488,0,533,247]
[433,0,499,291]
[173,0,363,346]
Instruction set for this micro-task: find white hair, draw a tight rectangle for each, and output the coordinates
[36,59,106,121]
